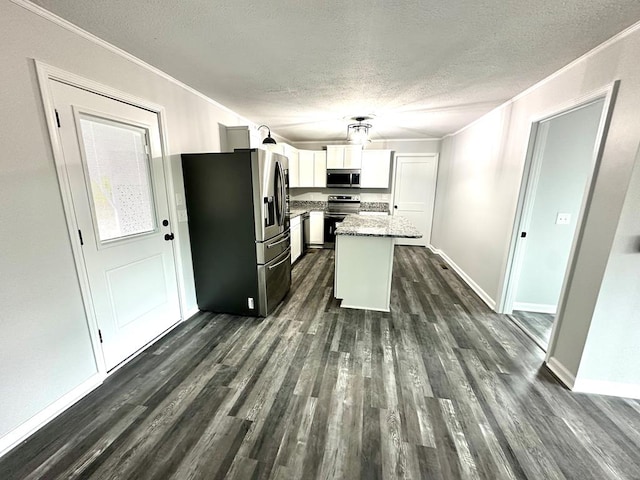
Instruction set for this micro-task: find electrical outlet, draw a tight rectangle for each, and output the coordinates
[556,213,571,225]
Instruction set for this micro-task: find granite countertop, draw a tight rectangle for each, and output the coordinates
[335,214,422,238]
[288,208,309,218]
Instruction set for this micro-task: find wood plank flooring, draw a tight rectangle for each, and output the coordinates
[2,247,640,479]
[510,310,554,350]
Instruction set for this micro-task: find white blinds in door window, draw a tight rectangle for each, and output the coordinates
[79,115,156,242]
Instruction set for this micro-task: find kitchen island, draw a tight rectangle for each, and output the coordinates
[334,214,422,311]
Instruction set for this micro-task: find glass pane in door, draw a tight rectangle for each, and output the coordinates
[78,114,156,242]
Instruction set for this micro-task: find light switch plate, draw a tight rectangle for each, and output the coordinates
[175,193,184,207]
[177,210,188,222]
[556,212,571,225]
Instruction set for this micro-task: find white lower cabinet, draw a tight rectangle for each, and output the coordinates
[291,216,302,263]
[309,211,324,245]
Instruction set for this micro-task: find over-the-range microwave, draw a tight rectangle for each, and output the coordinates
[326,169,361,188]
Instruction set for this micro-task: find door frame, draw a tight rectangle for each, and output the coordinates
[496,81,619,359]
[390,152,440,246]
[35,60,187,376]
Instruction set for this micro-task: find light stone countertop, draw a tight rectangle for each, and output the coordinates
[288,208,309,218]
[335,214,422,238]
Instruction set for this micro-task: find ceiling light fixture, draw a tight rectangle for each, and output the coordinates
[347,116,373,145]
[258,124,277,144]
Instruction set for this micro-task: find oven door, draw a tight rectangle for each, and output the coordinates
[324,215,345,247]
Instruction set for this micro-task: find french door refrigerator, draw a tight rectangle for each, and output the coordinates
[182,149,290,316]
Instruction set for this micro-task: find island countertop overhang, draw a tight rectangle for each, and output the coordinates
[335,214,422,239]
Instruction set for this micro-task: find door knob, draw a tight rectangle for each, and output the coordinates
[394,205,398,209]
[164,233,175,241]
[162,219,169,226]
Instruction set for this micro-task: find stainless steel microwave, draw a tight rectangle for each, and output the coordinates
[326,169,361,188]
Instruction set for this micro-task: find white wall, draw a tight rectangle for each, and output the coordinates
[432,105,513,305]
[577,144,640,389]
[515,100,604,310]
[0,1,252,443]
[432,23,640,389]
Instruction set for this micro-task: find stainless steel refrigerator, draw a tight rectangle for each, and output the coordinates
[181,149,290,316]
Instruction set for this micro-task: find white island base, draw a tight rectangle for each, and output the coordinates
[334,235,395,312]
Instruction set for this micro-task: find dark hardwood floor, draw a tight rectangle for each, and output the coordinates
[2,247,640,479]
[510,310,555,350]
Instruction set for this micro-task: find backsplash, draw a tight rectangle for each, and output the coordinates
[289,200,327,210]
[290,189,390,203]
[360,202,389,212]
[290,200,389,213]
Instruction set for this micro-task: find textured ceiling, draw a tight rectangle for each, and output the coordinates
[32,0,640,142]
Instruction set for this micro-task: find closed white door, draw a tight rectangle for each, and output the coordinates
[51,80,181,371]
[393,154,438,246]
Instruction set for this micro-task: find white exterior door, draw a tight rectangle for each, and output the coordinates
[393,154,438,246]
[51,80,181,371]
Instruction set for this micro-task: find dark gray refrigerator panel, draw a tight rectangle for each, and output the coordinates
[182,151,260,315]
[181,149,290,317]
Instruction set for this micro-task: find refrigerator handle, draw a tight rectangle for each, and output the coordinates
[279,164,287,224]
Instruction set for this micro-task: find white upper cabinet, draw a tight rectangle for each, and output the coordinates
[280,144,299,188]
[326,145,343,169]
[225,125,263,150]
[298,150,315,187]
[343,145,363,168]
[314,151,327,187]
[326,145,362,169]
[361,150,392,188]
[291,150,326,188]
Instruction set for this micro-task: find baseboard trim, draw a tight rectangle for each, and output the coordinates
[427,245,442,255]
[573,378,640,400]
[340,304,391,313]
[433,249,496,310]
[0,374,103,458]
[545,356,576,389]
[185,307,201,321]
[513,302,557,314]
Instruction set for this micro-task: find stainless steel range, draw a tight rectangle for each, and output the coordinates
[324,194,360,248]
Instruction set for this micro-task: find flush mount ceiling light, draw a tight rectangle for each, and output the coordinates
[347,116,373,145]
[258,124,277,144]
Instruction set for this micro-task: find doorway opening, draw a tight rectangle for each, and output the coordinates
[501,88,616,352]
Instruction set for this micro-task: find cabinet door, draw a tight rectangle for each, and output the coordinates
[291,222,302,262]
[283,145,299,188]
[313,151,327,187]
[326,146,344,168]
[361,150,392,188]
[298,150,315,187]
[309,211,324,244]
[343,145,363,168]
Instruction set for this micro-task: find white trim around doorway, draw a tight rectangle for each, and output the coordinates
[494,81,620,382]
[34,60,190,375]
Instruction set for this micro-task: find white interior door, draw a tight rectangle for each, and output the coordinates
[392,154,438,246]
[50,80,181,371]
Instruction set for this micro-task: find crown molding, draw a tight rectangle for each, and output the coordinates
[292,137,442,145]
